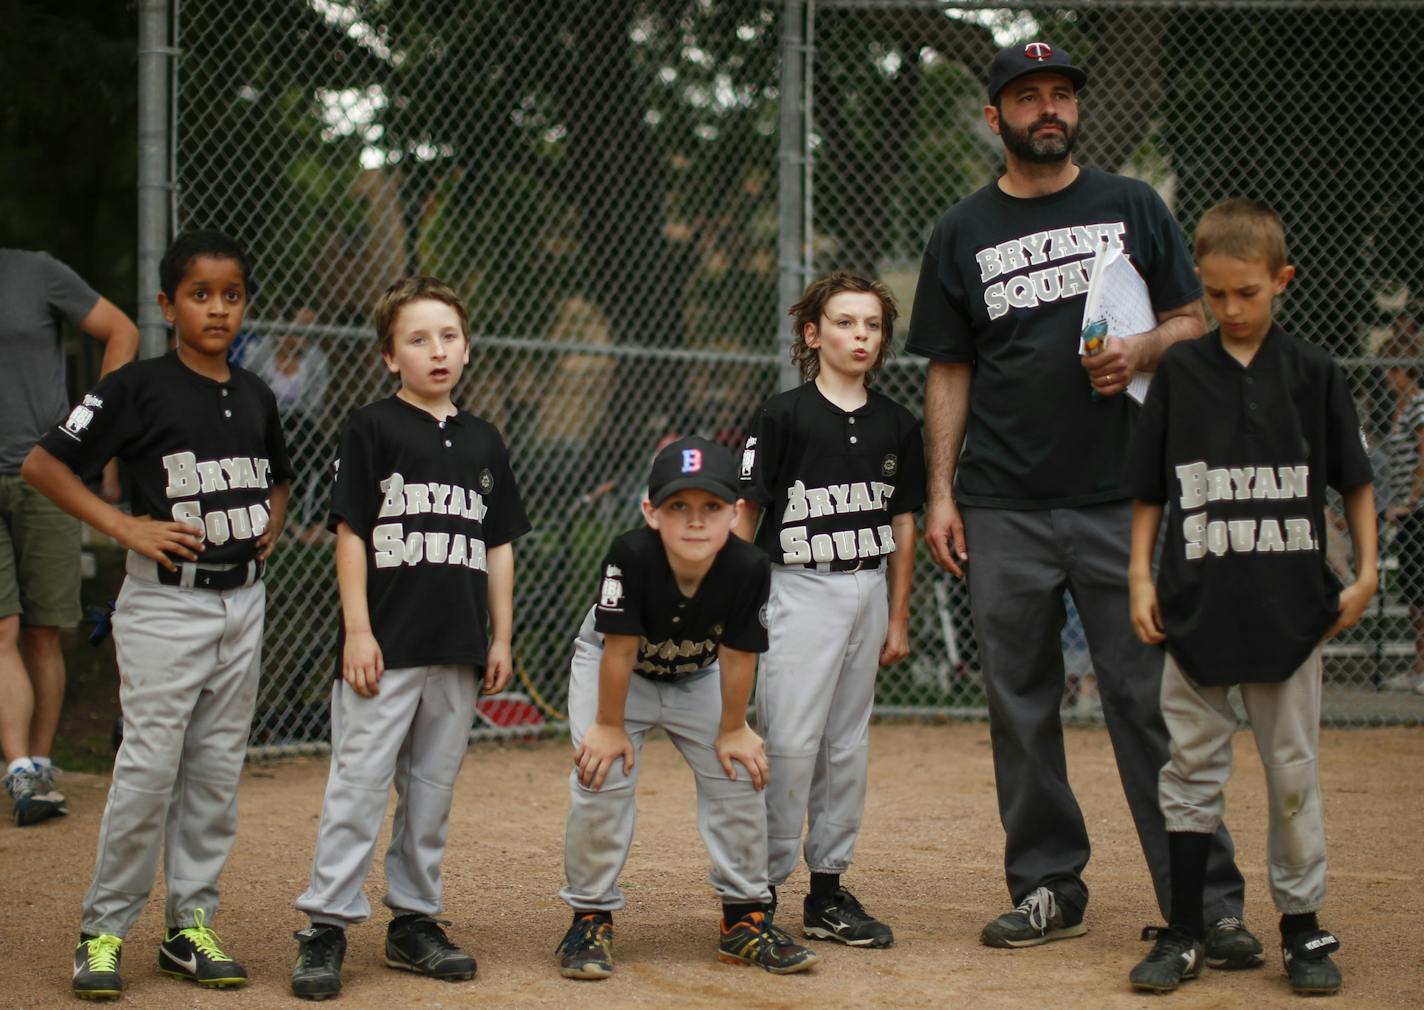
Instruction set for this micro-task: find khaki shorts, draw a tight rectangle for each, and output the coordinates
[0,474,81,626]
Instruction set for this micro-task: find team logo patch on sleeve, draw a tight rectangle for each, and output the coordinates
[881,453,898,477]
[62,394,103,439]
[599,564,624,611]
[478,468,494,494]
[758,604,769,629]
[740,436,758,481]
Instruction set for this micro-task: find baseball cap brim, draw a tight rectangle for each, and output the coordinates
[649,476,739,507]
[991,64,1087,102]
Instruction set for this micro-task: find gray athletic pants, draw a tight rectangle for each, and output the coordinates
[960,502,1245,922]
[560,608,772,911]
[759,565,887,885]
[81,554,265,937]
[296,664,479,926]
[1160,647,1327,914]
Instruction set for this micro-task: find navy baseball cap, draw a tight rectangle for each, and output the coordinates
[647,436,739,507]
[987,42,1087,102]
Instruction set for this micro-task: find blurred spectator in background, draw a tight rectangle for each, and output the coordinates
[245,306,331,543]
[1,248,138,825]
[1379,324,1424,692]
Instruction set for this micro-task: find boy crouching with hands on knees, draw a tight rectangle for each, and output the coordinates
[1124,199,1376,997]
[555,437,817,980]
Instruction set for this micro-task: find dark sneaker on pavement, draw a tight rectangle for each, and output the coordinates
[1283,928,1342,995]
[1130,928,1205,992]
[73,934,124,1001]
[719,911,818,974]
[158,910,248,988]
[980,886,1088,948]
[5,766,66,826]
[1205,915,1265,969]
[556,914,614,980]
[292,925,346,1000]
[385,916,477,981]
[803,888,894,948]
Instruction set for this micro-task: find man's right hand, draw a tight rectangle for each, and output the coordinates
[342,629,385,697]
[924,497,969,577]
[574,723,635,791]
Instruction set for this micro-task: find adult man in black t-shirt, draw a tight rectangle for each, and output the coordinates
[907,43,1255,960]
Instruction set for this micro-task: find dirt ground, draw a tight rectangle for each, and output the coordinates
[3,722,1420,1010]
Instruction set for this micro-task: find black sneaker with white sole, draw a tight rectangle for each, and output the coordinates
[1130,929,1205,993]
[980,886,1087,948]
[385,915,477,981]
[291,925,346,1001]
[803,888,894,948]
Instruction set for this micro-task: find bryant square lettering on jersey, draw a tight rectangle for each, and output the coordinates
[370,469,491,571]
[974,221,1127,321]
[1174,461,1317,561]
[778,478,899,565]
[162,451,275,546]
[638,636,718,679]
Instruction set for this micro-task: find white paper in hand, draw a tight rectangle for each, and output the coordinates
[1077,241,1157,403]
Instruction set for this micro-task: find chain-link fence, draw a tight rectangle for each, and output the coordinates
[166,0,1424,743]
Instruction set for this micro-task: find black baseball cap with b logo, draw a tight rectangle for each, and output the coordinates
[987,42,1087,102]
[647,436,739,507]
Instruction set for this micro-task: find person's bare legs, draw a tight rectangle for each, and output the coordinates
[20,625,64,759]
[0,615,35,765]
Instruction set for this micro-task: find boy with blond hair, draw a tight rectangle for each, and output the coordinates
[292,277,529,999]
[1125,199,1376,996]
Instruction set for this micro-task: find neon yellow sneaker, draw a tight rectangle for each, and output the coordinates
[72,934,123,1001]
[158,910,248,988]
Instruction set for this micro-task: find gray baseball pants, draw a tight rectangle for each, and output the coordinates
[960,502,1245,922]
[759,565,887,885]
[297,664,479,926]
[560,608,772,911]
[81,554,265,937]
[1160,647,1327,914]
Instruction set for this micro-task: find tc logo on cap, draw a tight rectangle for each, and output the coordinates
[1024,42,1054,61]
[681,448,703,473]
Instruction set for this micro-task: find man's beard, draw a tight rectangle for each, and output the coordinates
[1000,116,1078,164]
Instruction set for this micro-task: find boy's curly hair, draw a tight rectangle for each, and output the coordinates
[789,271,898,382]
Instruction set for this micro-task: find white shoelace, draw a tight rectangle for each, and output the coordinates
[1015,887,1055,931]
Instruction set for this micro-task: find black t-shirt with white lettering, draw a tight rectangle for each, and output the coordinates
[907,167,1201,509]
[1125,326,1373,685]
[593,525,770,681]
[738,382,926,565]
[329,395,530,672]
[38,351,293,566]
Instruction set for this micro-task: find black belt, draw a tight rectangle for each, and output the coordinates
[156,559,263,591]
[802,557,882,573]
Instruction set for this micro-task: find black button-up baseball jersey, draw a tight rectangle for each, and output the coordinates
[38,350,293,566]
[1126,326,1373,684]
[739,382,926,566]
[593,525,770,681]
[329,394,530,672]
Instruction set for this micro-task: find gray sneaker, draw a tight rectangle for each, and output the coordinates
[1205,915,1265,969]
[4,766,66,826]
[980,886,1088,948]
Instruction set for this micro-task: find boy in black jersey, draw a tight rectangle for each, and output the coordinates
[555,437,817,980]
[1125,200,1377,996]
[736,272,925,948]
[292,277,529,1000]
[24,231,293,999]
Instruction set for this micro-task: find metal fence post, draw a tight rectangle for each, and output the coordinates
[137,0,172,359]
[776,0,808,392]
